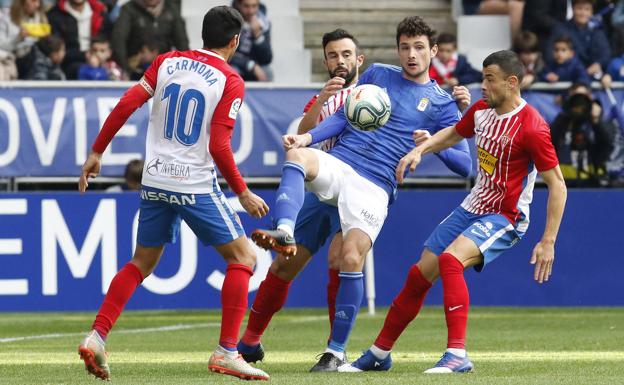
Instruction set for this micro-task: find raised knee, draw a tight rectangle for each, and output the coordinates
[339,250,362,272]
[285,148,306,164]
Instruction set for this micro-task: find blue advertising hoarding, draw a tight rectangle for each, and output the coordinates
[0,189,621,311]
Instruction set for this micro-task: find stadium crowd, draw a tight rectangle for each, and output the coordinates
[0,0,273,81]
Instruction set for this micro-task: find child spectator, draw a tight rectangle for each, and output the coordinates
[27,33,65,79]
[126,37,157,80]
[429,32,482,87]
[607,51,624,81]
[512,31,544,89]
[540,36,592,83]
[78,35,122,80]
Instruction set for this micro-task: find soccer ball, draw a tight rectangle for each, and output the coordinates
[344,84,392,131]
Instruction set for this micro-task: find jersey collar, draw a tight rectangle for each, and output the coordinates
[196,49,226,62]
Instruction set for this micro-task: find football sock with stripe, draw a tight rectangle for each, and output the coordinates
[219,264,253,350]
[241,271,291,347]
[92,262,144,339]
[327,271,364,353]
[439,252,469,349]
[275,161,306,236]
[373,264,432,351]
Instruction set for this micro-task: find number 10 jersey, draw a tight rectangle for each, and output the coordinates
[139,49,245,194]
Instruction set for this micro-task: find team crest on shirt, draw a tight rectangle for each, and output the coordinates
[477,146,498,175]
[500,134,511,147]
[229,98,242,119]
[417,97,429,111]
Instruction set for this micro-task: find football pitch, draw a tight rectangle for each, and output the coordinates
[1,307,622,385]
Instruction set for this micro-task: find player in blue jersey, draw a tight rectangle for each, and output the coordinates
[251,16,473,372]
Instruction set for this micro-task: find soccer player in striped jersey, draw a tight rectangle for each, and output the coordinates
[237,29,363,364]
[251,16,474,372]
[76,6,270,381]
[341,50,567,374]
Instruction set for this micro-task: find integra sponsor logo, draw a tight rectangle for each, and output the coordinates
[140,190,196,205]
[146,157,191,180]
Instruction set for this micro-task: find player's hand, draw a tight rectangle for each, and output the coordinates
[413,129,431,146]
[318,77,346,102]
[238,188,269,218]
[452,86,471,111]
[396,148,422,184]
[282,133,312,150]
[79,152,102,193]
[530,240,555,284]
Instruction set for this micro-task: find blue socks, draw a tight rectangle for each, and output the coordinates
[327,271,364,353]
[275,161,306,233]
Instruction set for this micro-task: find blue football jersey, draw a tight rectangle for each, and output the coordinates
[313,63,464,199]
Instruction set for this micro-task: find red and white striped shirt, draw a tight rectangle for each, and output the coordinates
[456,99,559,231]
[302,85,354,151]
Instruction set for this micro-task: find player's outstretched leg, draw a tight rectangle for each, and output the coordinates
[253,159,308,257]
[424,252,473,374]
[339,262,433,372]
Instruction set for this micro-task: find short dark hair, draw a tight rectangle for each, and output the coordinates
[437,32,456,46]
[482,50,525,83]
[202,6,244,49]
[572,0,594,8]
[37,35,64,56]
[322,29,360,56]
[554,35,574,50]
[90,35,109,46]
[512,31,539,53]
[396,16,436,48]
[124,159,144,184]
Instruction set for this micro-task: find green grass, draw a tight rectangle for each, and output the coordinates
[0,307,623,384]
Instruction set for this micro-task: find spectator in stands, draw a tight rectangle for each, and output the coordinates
[512,30,544,88]
[77,37,109,80]
[429,32,481,87]
[26,33,65,79]
[47,0,110,79]
[550,82,613,184]
[111,0,188,76]
[0,0,51,78]
[477,0,525,37]
[540,35,592,83]
[106,159,143,192]
[546,0,611,82]
[127,37,158,80]
[607,49,624,80]
[521,0,568,49]
[88,34,123,79]
[231,0,272,81]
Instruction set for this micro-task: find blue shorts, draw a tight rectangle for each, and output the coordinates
[137,186,244,247]
[424,206,524,272]
[294,192,341,255]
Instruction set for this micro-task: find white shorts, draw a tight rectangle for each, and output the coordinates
[305,148,389,244]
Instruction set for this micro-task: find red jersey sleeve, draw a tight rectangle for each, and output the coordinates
[524,118,560,172]
[209,73,247,194]
[303,95,319,113]
[455,99,489,138]
[212,73,245,127]
[141,52,170,96]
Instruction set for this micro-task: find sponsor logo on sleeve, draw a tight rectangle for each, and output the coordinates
[228,98,242,119]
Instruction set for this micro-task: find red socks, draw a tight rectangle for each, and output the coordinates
[438,252,469,349]
[327,268,340,334]
[219,264,254,350]
[240,271,291,346]
[374,264,432,350]
[92,263,144,339]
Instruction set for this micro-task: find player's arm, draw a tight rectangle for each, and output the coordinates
[531,165,567,284]
[298,77,346,134]
[79,81,153,192]
[410,129,471,177]
[395,125,464,183]
[210,75,268,218]
[284,109,348,150]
